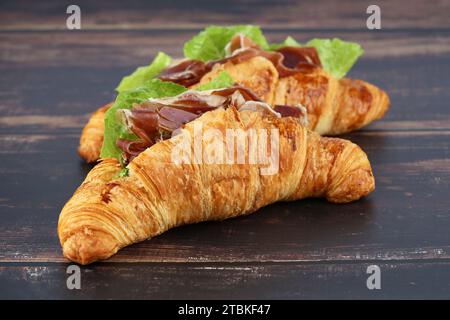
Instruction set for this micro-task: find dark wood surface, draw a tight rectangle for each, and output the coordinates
[1,0,449,299]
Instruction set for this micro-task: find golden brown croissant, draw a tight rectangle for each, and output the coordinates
[60,107,375,264]
[78,103,111,163]
[197,56,390,135]
[78,56,389,162]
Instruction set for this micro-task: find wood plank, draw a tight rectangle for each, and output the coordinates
[2,30,450,67]
[0,132,449,263]
[0,30,449,128]
[1,261,450,299]
[1,0,449,30]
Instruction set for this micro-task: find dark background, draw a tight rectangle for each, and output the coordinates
[0,0,449,299]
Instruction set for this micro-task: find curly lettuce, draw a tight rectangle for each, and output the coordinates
[195,71,233,90]
[305,38,364,79]
[116,52,172,93]
[269,36,363,78]
[183,25,269,62]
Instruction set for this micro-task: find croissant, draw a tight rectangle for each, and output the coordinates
[78,103,111,163]
[59,107,375,264]
[78,56,389,162]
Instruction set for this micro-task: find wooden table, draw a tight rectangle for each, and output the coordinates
[1,0,449,299]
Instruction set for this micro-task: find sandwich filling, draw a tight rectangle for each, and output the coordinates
[104,25,364,165]
[158,35,321,87]
[116,86,306,163]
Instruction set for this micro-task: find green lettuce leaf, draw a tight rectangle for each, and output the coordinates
[183,25,269,62]
[196,71,233,91]
[269,37,363,78]
[117,167,129,178]
[306,38,364,79]
[101,79,187,161]
[115,52,172,93]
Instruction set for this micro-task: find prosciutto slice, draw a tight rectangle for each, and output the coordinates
[274,104,307,118]
[157,34,322,86]
[158,59,211,87]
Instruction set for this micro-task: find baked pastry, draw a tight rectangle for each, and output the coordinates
[78,103,111,163]
[59,88,375,264]
[196,55,389,135]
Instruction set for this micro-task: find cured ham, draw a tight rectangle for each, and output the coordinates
[117,86,305,162]
[157,34,321,86]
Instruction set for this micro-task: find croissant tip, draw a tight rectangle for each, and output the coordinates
[328,172,375,204]
[324,141,376,203]
[62,229,119,265]
[78,144,101,163]
[379,89,391,117]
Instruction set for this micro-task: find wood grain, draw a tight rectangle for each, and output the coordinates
[1,261,450,299]
[1,0,449,30]
[0,30,449,129]
[2,30,450,67]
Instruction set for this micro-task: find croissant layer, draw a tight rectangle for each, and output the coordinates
[59,108,375,264]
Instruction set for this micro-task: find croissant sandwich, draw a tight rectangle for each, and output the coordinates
[78,25,390,163]
[59,85,375,264]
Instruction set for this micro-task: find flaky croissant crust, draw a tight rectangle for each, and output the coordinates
[59,107,374,264]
